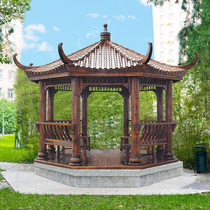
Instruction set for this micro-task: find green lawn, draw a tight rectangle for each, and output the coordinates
[0,188,209,210]
[0,135,209,209]
[0,135,30,163]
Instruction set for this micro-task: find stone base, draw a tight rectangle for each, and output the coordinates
[34,161,183,188]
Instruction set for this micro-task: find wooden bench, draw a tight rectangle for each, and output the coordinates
[121,121,176,163]
[36,121,91,163]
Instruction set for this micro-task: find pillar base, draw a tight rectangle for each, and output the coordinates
[165,152,174,160]
[69,157,82,166]
[129,157,142,166]
[37,152,48,160]
[47,145,56,155]
[156,145,165,155]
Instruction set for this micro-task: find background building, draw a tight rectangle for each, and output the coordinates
[0,19,23,101]
[152,1,190,65]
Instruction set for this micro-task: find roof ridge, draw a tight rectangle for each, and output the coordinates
[110,41,145,60]
[68,41,101,61]
[109,41,138,62]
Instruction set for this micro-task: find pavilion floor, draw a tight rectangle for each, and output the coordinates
[35,148,178,170]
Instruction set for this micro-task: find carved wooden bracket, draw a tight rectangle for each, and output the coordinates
[58,43,74,65]
[137,42,153,65]
[176,53,198,70]
[13,53,39,70]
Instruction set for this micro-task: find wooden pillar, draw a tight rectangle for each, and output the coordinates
[123,90,130,138]
[156,87,164,122]
[47,87,56,155]
[82,89,88,145]
[130,77,141,165]
[37,81,47,160]
[156,87,164,154]
[70,77,82,166]
[165,80,173,159]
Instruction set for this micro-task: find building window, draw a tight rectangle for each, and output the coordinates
[160,51,165,57]
[169,50,174,56]
[159,6,164,12]
[169,41,174,47]
[160,33,164,39]
[160,42,164,48]
[0,88,2,98]
[8,88,13,99]
[169,23,174,29]
[160,15,164,23]
[160,24,164,30]
[0,70,2,80]
[169,31,174,37]
[8,71,14,81]
[169,14,173,21]
[169,4,173,10]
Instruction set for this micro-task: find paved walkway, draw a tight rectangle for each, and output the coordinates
[0,162,209,195]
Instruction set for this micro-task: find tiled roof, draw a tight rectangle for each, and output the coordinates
[68,41,143,69]
[23,40,188,75]
[14,24,197,77]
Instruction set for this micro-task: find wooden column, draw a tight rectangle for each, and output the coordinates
[123,90,130,138]
[165,80,173,159]
[156,87,164,154]
[70,77,82,166]
[130,77,141,165]
[47,87,56,155]
[82,89,88,145]
[37,81,47,160]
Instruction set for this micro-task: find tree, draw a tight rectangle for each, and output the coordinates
[14,68,39,156]
[0,98,16,134]
[0,0,30,64]
[150,0,210,168]
[174,0,210,168]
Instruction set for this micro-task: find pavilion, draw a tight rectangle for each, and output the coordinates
[14,24,198,171]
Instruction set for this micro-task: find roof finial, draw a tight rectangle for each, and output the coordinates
[103,24,108,32]
[100,23,111,41]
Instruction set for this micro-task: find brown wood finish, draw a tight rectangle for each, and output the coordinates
[121,89,130,151]
[82,88,88,147]
[37,81,47,160]
[165,80,173,159]
[35,149,178,170]
[130,77,141,165]
[155,87,164,154]
[47,88,56,155]
[70,77,82,166]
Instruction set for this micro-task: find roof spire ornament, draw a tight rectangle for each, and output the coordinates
[100,24,111,41]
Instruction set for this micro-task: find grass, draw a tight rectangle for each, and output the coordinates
[0,134,30,163]
[0,188,209,210]
[0,169,3,182]
[0,135,209,209]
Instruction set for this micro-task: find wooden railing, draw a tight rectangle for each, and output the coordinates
[139,122,176,147]
[121,121,176,162]
[36,121,72,147]
[36,121,90,164]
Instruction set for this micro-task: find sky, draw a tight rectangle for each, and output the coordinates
[21,0,153,66]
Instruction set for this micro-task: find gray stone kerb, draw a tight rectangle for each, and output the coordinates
[34,161,183,188]
[34,161,183,177]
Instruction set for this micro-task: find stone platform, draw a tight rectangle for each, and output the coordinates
[34,161,183,188]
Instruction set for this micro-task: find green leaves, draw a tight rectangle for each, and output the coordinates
[0,0,31,64]
[173,0,210,169]
[14,68,39,156]
[0,99,16,134]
